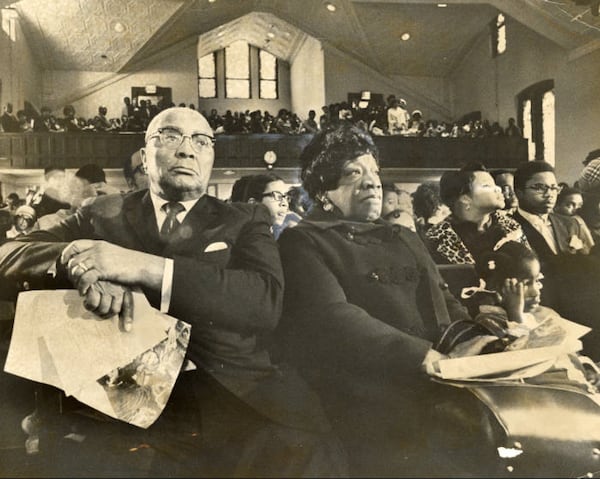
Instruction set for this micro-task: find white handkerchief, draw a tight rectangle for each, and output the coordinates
[204,242,228,252]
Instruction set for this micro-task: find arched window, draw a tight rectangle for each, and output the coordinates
[518,79,555,164]
[197,41,280,100]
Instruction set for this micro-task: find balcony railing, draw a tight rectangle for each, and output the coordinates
[0,132,527,171]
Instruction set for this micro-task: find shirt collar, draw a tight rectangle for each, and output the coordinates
[149,190,201,218]
[518,208,550,226]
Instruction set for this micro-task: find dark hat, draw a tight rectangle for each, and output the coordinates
[76,164,106,184]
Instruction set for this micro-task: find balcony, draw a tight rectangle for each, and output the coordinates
[0,132,527,183]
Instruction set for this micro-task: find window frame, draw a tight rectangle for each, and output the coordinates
[258,49,279,100]
[224,41,251,99]
[198,52,217,99]
[518,79,555,164]
[491,13,506,57]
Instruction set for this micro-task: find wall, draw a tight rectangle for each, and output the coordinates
[41,40,199,120]
[290,36,325,118]
[554,47,600,184]
[0,11,41,113]
[323,45,452,121]
[197,45,291,116]
[450,16,600,184]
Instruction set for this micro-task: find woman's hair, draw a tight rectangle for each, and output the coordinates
[412,182,441,220]
[287,185,313,216]
[299,123,379,199]
[475,241,538,289]
[230,173,283,203]
[439,162,487,210]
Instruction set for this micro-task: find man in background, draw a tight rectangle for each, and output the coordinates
[0,107,344,477]
[32,166,71,220]
[123,149,149,192]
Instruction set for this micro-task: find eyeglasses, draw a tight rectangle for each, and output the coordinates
[524,184,563,195]
[147,127,215,152]
[261,191,290,203]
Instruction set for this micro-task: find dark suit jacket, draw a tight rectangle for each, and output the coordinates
[512,210,593,263]
[33,193,71,219]
[275,210,490,476]
[0,190,326,431]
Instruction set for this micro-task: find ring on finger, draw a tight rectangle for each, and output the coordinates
[71,263,88,275]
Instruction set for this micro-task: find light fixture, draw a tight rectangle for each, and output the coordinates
[401,32,411,41]
[113,22,125,33]
[325,2,337,12]
[437,3,448,7]
[208,0,216,3]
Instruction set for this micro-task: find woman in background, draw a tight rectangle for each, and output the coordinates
[424,163,529,264]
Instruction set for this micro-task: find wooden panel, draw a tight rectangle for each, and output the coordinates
[0,133,527,172]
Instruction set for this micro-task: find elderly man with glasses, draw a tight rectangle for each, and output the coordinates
[0,107,344,477]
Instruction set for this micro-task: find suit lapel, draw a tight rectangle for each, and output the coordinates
[163,196,223,255]
[549,213,570,252]
[123,191,164,253]
[514,211,555,259]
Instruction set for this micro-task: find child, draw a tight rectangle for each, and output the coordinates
[434,241,600,391]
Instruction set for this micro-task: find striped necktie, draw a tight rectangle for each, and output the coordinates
[160,202,185,239]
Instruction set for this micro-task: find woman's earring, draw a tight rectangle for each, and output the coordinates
[322,196,334,212]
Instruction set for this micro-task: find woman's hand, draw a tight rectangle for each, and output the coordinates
[501,278,525,323]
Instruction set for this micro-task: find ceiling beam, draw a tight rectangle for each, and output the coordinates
[345,0,386,72]
[569,37,600,61]
[120,0,195,72]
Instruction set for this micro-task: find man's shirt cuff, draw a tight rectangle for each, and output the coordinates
[160,258,174,313]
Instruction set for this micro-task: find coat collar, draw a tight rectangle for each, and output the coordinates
[300,208,387,233]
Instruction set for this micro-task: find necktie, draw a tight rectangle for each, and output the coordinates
[160,202,185,239]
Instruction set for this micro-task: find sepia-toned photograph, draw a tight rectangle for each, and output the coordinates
[1,0,600,477]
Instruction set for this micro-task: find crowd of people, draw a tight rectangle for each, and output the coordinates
[1,93,522,140]
[1,107,599,477]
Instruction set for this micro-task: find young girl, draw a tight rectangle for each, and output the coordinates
[434,241,600,391]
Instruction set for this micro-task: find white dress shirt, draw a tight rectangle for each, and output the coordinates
[149,191,200,312]
[518,208,558,254]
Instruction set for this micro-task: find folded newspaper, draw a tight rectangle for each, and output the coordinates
[4,290,191,428]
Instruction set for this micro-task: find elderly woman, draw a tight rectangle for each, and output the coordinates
[424,163,529,264]
[275,124,495,477]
